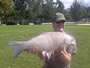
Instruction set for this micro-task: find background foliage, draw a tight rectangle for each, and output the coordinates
[0,0,90,25]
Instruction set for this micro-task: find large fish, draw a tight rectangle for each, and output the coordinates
[8,32,76,60]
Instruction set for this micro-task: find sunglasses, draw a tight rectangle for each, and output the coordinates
[56,20,65,24]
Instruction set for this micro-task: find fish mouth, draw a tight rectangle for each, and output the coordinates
[71,41,76,46]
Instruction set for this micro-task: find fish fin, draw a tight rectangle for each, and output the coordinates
[46,51,52,60]
[42,51,52,60]
[8,41,23,60]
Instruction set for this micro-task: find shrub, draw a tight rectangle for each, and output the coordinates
[33,20,42,25]
[6,20,17,25]
[19,20,29,25]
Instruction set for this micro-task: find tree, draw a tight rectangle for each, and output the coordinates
[28,0,44,22]
[12,0,44,22]
[54,0,64,12]
[0,0,68,25]
[0,0,13,20]
[64,9,72,21]
[12,0,28,20]
[86,6,90,22]
[70,0,85,25]
[42,0,55,22]
[42,0,64,22]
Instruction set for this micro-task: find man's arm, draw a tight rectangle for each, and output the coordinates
[26,45,73,65]
[27,47,46,59]
[55,46,72,65]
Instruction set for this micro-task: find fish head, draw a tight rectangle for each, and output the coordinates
[65,34,76,46]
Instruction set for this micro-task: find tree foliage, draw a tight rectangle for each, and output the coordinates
[69,0,90,24]
[12,0,65,23]
[86,6,90,20]
[0,0,90,25]
[55,0,64,12]
[70,0,81,22]
[0,0,13,19]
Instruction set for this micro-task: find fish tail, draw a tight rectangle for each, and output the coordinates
[8,41,23,60]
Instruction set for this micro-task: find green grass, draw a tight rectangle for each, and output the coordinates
[0,24,90,68]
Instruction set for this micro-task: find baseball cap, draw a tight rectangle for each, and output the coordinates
[53,12,66,22]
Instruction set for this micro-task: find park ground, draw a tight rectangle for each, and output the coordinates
[0,24,90,68]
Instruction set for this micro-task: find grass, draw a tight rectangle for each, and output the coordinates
[0,24,90,68]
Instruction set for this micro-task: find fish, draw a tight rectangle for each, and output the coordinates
[8,32,76,60]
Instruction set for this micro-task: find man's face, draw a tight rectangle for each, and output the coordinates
[52,21,65,32]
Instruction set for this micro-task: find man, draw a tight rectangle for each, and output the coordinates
[27,12,77,68]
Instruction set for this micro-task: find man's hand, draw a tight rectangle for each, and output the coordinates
[26,46,53,60]
[27,46,38,54]
[56,44,67,56]
[56,44,64,53]
[26,46,48,59]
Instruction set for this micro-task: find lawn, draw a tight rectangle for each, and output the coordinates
[0,24,90,68]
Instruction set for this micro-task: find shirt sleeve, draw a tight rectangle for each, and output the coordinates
[66,44,77,55]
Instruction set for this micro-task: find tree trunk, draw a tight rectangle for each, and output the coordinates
[75,21,77,26]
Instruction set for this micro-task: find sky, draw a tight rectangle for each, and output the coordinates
[54,0,90,9]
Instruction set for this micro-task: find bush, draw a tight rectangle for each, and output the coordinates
[33,20,42,25]
[19,20,29,25]
[6,20,17,25]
